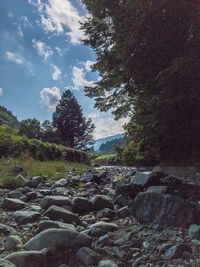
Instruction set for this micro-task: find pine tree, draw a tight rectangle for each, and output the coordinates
[52,90,95,149]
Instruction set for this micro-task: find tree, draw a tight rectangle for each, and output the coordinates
[82,0,200,164]
[52,90,95,149]
[18,118,41,139]
[41,120,60,144]
[99,138,123,154]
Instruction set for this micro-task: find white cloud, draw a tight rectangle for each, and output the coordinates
[38,0,85,45]
[8,11,14,18]
[28,0,44,12]
[32,39,53,61]
[51,64,62,80]
[5,51,24,64]
[40,87,61,111]
[83,60,96,72]
[0,88,3,96]
[72,66,94,89]
[17,26,24,37]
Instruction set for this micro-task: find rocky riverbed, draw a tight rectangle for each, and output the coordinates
[1,167,200,266]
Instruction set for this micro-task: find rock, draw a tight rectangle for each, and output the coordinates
[5,235,23,251]
[115,184,143,199]
[24,228,91,251]
[117,206,130,218]
[90,222,118,232]
[0,260,16,267]
[4,250,47,267]
[188,224,200,239]
[73,197,92,214]
[10,211,40,224]
[1,198,26,211]
[92,195,114,211]
[44,205,81,224]
[76,247,100,266]
[129,192,199,228]
[25,177,43,188]
[40,196,72,210]
[0,223,16,235]
[97,208,116,220]
[98,260,118,267]
[164,244,191,259]
[131,171,152,187]
[38,220,75,231]
[51,178,68,188]
[7,190,24,199]
[146,186,167,194]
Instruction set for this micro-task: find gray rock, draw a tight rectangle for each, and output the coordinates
[97,208,116,220]
[0,223,16,235]
[41,196,72,210]
[90,222,118,232]
[98,260,118,267]
[7,190,24,199]
[92,195,114,211]
[188,224,200,239]
[131,171,152,187]
[38,220,75,231]
[1,198,26,211]
[0,260,16,267]
[129,192,199,228]
[146,186,167,194]
[4,250,47,267]
[117,206,130,218]
[73,197,92,214]
[24,228,91,251]
[10,211,40,224]
[44,205,81,224]
[4,235,23,251]
[76,247,100,266]
[164,244,191,259]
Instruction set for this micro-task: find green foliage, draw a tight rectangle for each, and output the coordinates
[0,158,90,188]
[99,138,123,154]
[82,0,200,165]
[19,118,41,139]
[94,154,119,166]
[52,90,95,149]
[0,106,19,128]
[0,125,90,163]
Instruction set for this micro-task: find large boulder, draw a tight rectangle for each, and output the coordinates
[40,196,72,210]
[4,250,47,267]
[131,172,166,188]
[73,197,92,214]
[24,228,91,251]
[129,192,200,228]
[44,205,81,225]
[10,211,40,224]
[91,195,114,211]
[1,198,26,211]
[0,260,16,267]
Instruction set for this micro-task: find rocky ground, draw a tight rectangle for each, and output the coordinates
[1,166,200,266]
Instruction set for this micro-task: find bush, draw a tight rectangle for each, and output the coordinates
[94,154,120,166]
[0,125,90,164]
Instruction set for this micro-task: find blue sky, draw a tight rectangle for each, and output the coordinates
[0,0,127,139]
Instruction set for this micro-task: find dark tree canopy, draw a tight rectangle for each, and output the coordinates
[52,90,95,149]
[82,0,200,164]
[18,118,41,139]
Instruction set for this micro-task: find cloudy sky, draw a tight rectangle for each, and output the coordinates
[0,0,126,139]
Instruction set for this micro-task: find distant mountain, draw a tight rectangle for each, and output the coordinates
[93,133,124,151]
[0,106,19,128]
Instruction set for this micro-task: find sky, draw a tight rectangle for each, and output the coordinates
[0,0,127,139]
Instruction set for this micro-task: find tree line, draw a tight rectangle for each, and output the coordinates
[82,0,200,165]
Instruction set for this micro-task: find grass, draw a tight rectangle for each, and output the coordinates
[0,158,90,188]
[94,154,119,165]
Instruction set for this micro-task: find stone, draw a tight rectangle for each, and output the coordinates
[117,206,130,218]
[44,205,81,225]
[0,260,16,267]
[76,247,100,266]
[10,211,40,224]
[131,171,166,188]
[97,208,116,220]
[73,197,92,214]
[40,196,72,210]
[188,224,200,239]
[129,192,199,228]
[5,235,23,251]
[38,220,75,231]
[24,228,91,251]
[1,198,26,211]
[25,177,43,188]
[146,186,167,194]
[0,223,16,235]
[7,190,24,199]
[92,195,114,211]
[4,250,47,267]
[51,178,68,188]
[90,222,118,232]
[165,244,191,260]
[115,184,143,199]
[98,260,118,267]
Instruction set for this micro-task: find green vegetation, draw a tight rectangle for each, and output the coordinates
[99,138,123,154]
[0,125,90,163]
[94,154,119,166]
[0,158,90,188]
[82,0,200,166]
[0,106,19,128]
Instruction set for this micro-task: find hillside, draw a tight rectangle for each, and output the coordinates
[93,134,124,151]
[0,106,19,128]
